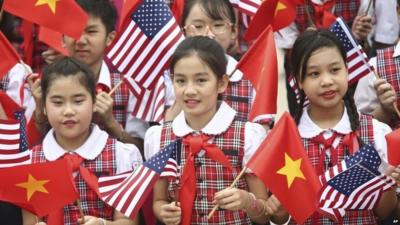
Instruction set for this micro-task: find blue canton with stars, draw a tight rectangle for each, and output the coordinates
[145,140,178,174]
[328,164,378,196]
[13,111,28,152]
[132,0,172,38]
[344,144,381,171]
[330,18,358,52]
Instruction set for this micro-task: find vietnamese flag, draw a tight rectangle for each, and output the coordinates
[0,159,79,217]
[171,0,185,24]
[244,0,296,41]
[237,26,277,122]
[3,0,88,40]
[386,129,400,165]
[247,112,321,224]
[0,31,20,79]
[38,27,69,56]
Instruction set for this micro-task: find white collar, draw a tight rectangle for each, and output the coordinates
[298,106,352,138]
[172,101,236,137]
[226,55,243,82]
[97,61,112,89]
[43,124,109,161]
[393,41,400,58]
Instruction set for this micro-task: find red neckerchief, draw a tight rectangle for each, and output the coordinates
[312,0,337,28]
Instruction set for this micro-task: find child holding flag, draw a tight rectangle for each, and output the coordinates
[22,57,141,225]
[145,36,270,225]
[268,29,398,224]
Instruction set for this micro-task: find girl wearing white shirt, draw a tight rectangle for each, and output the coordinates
[146,36,270,225]
[23,57,141,225]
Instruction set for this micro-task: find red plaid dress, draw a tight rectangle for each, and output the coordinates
[159,121,252,225]
[220,79,253,122]
[376,46,400,129]
[289,114,377,225]
[295,0,360,33]
[31,138,117,225]
[110,72,130,128]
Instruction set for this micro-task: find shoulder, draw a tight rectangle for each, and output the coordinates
[144,124,163,160]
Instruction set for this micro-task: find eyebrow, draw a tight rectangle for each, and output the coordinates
[174,72,209,77]
[49,93,87,99]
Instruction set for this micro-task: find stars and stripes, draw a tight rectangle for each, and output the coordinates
[318,144,395,221]
[107,0,184,90]
[230,0,261,16]
[0,114,30,168]
[98,140,179,219]
[330,17,373,84]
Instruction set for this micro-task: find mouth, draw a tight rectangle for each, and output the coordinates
[320,90,337,99]
[62,120,77,128]
[184,99,200,108]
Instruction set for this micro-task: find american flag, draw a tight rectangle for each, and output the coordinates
[129,75,165,123]
[230,0,261,28]
[330,17,373,84]
[107,0,184,89]
[0,112,30,168]
[98,140,179,219]
[318,144,395,221]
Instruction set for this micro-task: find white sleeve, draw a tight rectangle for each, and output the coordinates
[144,125,162,160]
[164,70,175,107]
[372,118,392,163]
[124,92,150,139]
[373,0,399,45]
[273,22,299,50]
[5,64,32,107]
[354,58,379,114]
[243,122,267,170]
[115,141,143,174]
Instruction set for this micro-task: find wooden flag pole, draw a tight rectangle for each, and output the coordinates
[76,200,86,222]
[364,0,373,15]
[108,79,124,96]
[207,167,247,219]
[304,0,316,28]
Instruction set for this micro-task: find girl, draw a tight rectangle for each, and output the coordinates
[165,0,273,125]
[23,57,141,225]
[268,29,397,224]
[145,36,270,225]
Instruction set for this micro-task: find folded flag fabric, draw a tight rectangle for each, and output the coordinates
[318,144,394,221]
[98,140,179,219]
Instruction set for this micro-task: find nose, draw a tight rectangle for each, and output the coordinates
[204,26,216,39]
[76,34,88,45]
[183,81,197,96]
[320,73,334,87]
[63,103,75,117]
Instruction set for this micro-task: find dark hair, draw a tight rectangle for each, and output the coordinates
[76,0,117,34]
[41,57,96,102]
[291,29,363,144]
[182,0,236,26]
[0,0,3,9]
[170,36,227,80]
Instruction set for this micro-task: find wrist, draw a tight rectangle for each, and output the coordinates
[99,218,107,225]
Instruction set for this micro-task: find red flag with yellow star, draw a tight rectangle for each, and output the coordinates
[3,0,88,39]
[244,0,297,41]
[247,112,321,224]
[0,159,78,217]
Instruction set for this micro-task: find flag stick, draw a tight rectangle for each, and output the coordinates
[304,0,316,28]
[372,70,400,119]
[108,79,124,96]
[76,200,85,222]
[207,167,247,219]
[364,0,373,15]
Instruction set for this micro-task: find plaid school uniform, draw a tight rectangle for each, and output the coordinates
[376,46,400,129]
[295,0,360,33]
[220,79,253,122]
[110,72,130,128]
[159,120,252,225]
[31,138,117,225]
[289,114,377,225]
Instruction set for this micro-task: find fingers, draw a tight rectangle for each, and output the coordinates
[374,79,397,111]
[160,203,181,225]
[213,188,247,211]
[265,195,281,215]
[389,166,400,183]
[94,92,113,115]
[42,48,63,65]
[352,15,372,40]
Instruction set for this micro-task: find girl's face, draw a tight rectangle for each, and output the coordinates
[172,54,228,127]
[184,3,236,52]
[298,47,348,112]
[45,75,94,150]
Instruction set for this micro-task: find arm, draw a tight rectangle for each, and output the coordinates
[22,209,46,225]
[213,174,269,224]
[371,79,398,124]
[153,178,181,225]
[27,74,48,135]
[79,209,137,225]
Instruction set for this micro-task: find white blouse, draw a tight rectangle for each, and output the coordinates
[41,124,143,174]
[144,102,267,169]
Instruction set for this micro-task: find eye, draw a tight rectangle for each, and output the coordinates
[331,67,341,74]
[307,71,319,77]
[197,78,207,83]
[51,100,63,106]
[174,78,185,84]
[74,99,85,104]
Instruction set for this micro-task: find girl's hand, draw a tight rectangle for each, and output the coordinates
[386,165,400,184]
[159,202,181,225]
[77,215,103,225]
[165,101,182,121]
[266,195,290,224]
[35,222,47,225]
[213,188,249,211]
[42,48,63,65]
[27,73,42,106]
[94,91,114,127]
[351,15,372,41]
[374,79,397,113]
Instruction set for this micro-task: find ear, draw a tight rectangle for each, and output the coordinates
[61,35,67,48]
[217,74,229,94]
[43,108,47,116]
[105,31,116,47]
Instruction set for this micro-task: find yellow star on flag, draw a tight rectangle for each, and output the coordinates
[15,174,49,201]
[35,0,59,14]
[275,1,287,16]
[277,153,306,188]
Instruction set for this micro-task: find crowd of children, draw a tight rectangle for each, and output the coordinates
[1,0,400,224]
